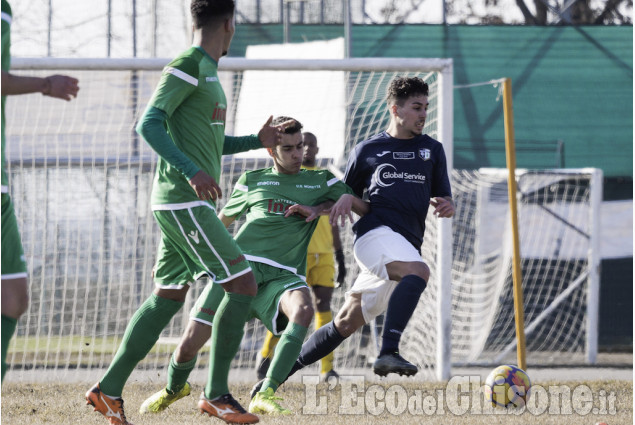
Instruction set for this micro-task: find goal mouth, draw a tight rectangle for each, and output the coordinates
[5,57,600,384]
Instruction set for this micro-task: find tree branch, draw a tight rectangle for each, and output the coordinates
[515,0,539,24]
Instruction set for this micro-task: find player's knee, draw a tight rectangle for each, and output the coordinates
[405,262,430,282]
[15,292,29,317]
[334,307,363,338]
[290,303,314,327]
[1,279,29,318]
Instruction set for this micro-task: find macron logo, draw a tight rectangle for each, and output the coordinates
[188,230,200,244]
[376,151,391,157]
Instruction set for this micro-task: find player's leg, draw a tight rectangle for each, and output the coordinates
[157,205,258,423]
[96,235,188,399]
[249,266,310,414]
[255,331,278,379]
[263,287,312,391]
[140,282,224,414]
[1,194,29,384]
[380,260,429,357]
[360,226,429,377]
[309,252,338,378]
[288,290,366,378]
[86,234,187,424]
[312,285,336,375]
[198,272,259,424]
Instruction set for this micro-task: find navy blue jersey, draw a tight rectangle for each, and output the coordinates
[344,131,452,252]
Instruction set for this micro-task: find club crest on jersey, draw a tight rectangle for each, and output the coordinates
[420,148,431,161]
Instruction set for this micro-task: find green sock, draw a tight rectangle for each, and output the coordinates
[1,315,18,384]
[167,352,197,393]
[101,294,182,396]
[262,322,308,393]
[205,292,253,400]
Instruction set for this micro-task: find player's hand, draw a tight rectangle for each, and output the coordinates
[189,170,222,201]
[43,75,79,101]
[285,204,321,221]
[430,197,455,218]
[257,115,297,148]
[329,194,355,227]
[335,249,347,287]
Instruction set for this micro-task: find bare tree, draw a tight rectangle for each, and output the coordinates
[514,0,632,24]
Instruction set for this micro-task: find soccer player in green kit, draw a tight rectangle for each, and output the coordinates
[1,0,79,385]
[138,116,368,418]
[85,2,292,424]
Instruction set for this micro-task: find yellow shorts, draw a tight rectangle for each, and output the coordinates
[306,252,335,288]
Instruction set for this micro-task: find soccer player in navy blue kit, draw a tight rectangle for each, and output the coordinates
[261,76,455,384]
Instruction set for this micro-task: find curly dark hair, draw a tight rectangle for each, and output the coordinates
[386,76,429,105]
[190,0,235,29]
[271,116,303,134]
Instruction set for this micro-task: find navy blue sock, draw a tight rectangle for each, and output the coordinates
[380,274,427,356]
[288,321,345,377]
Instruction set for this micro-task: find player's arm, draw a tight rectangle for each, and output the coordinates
[1,71,79,100]
[429,144,454,218]
[284,200,335,222]
[223,116,297,154]
[136,106,222,201]
[430,196,455,218]
[329,194,369,227]
[332,224,347,286]
[218,211,237,228]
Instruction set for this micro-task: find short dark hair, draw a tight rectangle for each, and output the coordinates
[191,0,235,29]
[272,116,303,134]
[386,76,429,105]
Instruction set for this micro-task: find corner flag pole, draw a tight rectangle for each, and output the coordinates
[502,78,527,370]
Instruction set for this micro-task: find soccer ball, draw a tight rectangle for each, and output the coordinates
[484,364,531,408]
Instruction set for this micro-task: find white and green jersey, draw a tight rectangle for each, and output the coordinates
[148,46,228,206]
[1,0,12,192]
[222,168,353,277]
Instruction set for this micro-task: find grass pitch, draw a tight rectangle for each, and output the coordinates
[1,379,631,425]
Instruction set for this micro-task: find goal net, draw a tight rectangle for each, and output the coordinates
[4,57,453,383]
[4,57,599,385]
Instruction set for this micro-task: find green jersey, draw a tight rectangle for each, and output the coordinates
[222,168,353,277]
[1,0,11,192]
[148,46,229,206]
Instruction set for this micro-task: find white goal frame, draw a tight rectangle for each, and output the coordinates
[8,57,454,382]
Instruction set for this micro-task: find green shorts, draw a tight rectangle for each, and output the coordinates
[152,203,251,288]
[191,261,308,335]
[1,193,27,279]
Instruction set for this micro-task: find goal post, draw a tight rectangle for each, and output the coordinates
[5,57,455,383]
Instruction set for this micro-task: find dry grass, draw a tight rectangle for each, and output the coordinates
[1,380,632,425]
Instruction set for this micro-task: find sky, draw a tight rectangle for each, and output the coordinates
[11,0,626,59]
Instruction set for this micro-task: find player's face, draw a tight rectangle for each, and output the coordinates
[222,14,236,56]
[394,95,429,137]
[272,133,304,174]
[302,134,319,166]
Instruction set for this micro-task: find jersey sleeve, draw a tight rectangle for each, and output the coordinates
[431,143,452,198]
[323,170,354,201]
[223,135,260,155]
[343,145,367,197]
[221,172,250,219]
[148,56,199,117]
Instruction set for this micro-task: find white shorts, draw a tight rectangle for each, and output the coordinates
[346,226,424,323]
